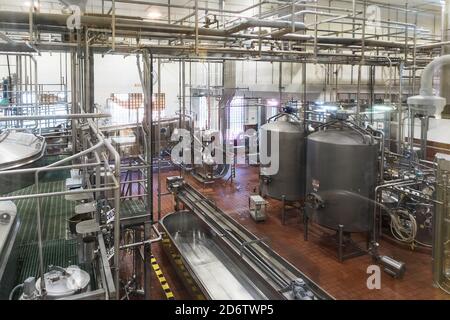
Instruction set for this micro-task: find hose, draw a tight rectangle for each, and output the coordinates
[9,284,23,300]
[389,209,417,245]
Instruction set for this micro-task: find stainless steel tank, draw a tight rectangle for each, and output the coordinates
[152,117,192,156]
[305,126,379,232]
[259,114,306,201]
[35,265,90,299]
[0,131,46,194]
[0,201,19,300]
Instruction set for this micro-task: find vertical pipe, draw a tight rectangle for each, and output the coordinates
[279,62,283,105]
[29,4,33,43]
[195,0,199,55]
[412,16,417,96]
[409,106,415,161]
[32,56,38,118]
[356,0,367,120]
[182,61,186,129]
[207,62,211,129]
[258,0,262,56]
[157,58,162,222]
[84,29,91,113]
[142,50,153,300]
[352,0,356,39]
[397,62,404,154]
[168,0,171,24]
[314,5,318,61]
[303,62,307,131]
[420,117,429,160]
[71,32,78,154]
[112,0,116,51]
[35,174,46,298]
[112,146,121,300]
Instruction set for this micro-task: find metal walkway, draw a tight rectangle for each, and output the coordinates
[7,179,77,287]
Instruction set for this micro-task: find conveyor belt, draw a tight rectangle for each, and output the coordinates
[172,181,333,300]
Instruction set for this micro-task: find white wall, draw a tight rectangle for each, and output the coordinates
[405,118,450,145]
[93,54,142,107]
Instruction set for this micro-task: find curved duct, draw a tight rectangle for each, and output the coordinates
[407,54,450,117]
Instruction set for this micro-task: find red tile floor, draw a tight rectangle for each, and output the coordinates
[141,165,449,300]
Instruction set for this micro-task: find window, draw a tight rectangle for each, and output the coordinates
[229,96,245,140]
[198,96,208,130]
[107,93,165,125]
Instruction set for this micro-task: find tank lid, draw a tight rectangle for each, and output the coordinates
[0,201,17,256]
[36,266,90,298]
[0,131,45,170]
[308,128,375,145]
[262,115,303,132]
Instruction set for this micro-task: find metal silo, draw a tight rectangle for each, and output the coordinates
[259,113,306,201]
[305,122,379,233]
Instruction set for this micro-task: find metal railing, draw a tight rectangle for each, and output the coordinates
[0,112,122,300]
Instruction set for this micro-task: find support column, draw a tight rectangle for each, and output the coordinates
[142,51,154,300]
[441,0,450,115]
[219,60,236,143]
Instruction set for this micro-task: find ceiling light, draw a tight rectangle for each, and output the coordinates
[147,10,162,19]
[24,1,39,8]
[266,99,279,107]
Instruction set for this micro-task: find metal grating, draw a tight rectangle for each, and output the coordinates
[121,199,147,218]
[6,178,79,287]
[8,180,76,244]
[16,239,78,284]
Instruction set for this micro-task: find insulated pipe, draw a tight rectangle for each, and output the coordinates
[0,11,305,37]
[0,113,111,121]
[418,54,450,96]
[225,18,306,34]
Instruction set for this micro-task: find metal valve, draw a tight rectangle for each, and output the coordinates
[305,193,325,210]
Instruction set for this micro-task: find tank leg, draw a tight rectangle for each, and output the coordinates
[303,210,309,241]
[281,195,286,225]
[338,224,344,263]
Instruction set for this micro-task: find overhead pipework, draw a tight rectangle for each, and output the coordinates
[0,0,449,301]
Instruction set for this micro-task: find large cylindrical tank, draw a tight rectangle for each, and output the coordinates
[0,131,46,194]
[259,115,306,201]
[305,127,378,233]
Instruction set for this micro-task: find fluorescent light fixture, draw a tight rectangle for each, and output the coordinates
[24,1,39,7]
[316,105,338,113]
[147,9,162,19]
[266,99,279,107]
[373,104,394,112]
[322,105,338,111]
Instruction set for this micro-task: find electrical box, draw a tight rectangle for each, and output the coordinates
[249,195,268,222]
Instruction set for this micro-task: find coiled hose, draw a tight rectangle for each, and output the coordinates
[389,209,417,245]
